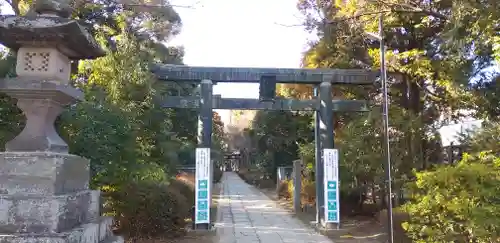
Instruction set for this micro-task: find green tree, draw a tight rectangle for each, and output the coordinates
[247,109,312,177]
[288,0,498,205]
[0,49,23,148]
[401,153,500,242]
[473,74,500,120]
[460,121,500,155]
[212,111,227,165]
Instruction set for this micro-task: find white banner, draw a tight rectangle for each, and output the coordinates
[323,149,340,223]
[195,148,211,224]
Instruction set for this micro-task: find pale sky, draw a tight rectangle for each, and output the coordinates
[167,0,312,124]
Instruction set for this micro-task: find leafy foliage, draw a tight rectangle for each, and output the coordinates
[0,52,23,148]
[246,110,312,177]
[1,0,226,238]
[460,121,500,155]
[401,153,500,242]
[105,179,191,238]
[473,74,500,120]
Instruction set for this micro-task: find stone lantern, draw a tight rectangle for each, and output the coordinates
[0,1,124,242]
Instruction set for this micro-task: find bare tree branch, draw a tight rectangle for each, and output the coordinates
[326,2,449,25]
[115,3,198,9]
[81,0,201,9]
[326,10,393,24]
[273,21,304,27]
[391,2,448,20]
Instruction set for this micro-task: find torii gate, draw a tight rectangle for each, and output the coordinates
[151,64,376,230]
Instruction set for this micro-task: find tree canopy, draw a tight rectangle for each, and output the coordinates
[0,0,226,189]
[242,0,499,210]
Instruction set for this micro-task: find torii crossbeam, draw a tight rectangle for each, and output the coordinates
[151,64,378,84]
[161,95,369,111]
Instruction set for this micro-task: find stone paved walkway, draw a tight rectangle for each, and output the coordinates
[215,172,333,243]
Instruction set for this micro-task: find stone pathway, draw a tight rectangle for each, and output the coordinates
[215,172,333,243]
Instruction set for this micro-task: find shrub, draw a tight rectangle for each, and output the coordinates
[283,177,316,206]
[287,179,294,199]
[104,180,190,238]
[301,178,316,205]
[236,168,249,182]
[213,165,223,183]
[277,180,290,199]
[171,173,195,206]
[401,154,500,242]
[377,208,411,243]
[339,187,372,216]
[245,173,260,184]
[237,169,262,185]
[257,178,275,188]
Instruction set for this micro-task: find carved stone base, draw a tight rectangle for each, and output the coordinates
[0,152,123,243]
[0,190,100,233]
[0,217,124,243]
[0,152,90,195]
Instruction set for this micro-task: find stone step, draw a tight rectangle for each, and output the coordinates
[0,216,121,243]
[100,236,125,243]
[97,216,114,241]
[98,217,123,243]
[0,152,90,195]
[0,190,100,234]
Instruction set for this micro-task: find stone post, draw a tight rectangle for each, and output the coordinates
[292,160,302,213]
[276,166,286,193]
[0,5,123,243]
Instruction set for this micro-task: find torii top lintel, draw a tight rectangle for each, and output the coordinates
[151,64,378,85]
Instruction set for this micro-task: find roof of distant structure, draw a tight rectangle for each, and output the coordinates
[439,120,483,146]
